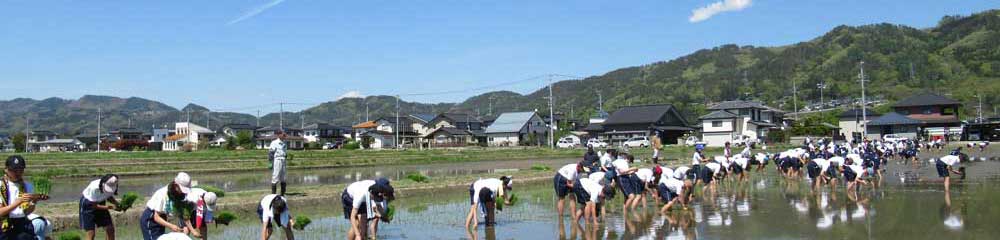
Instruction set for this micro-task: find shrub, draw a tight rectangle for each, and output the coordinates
[201,185,226,198]
[530,164,551,171]
[293,216,312,230]
[406,173,429,183]
[57,231,83,240]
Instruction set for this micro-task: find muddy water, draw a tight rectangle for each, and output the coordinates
[102,152,1000,240]
[44,158,570,203]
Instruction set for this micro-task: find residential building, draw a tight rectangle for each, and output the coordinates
[254,126,304,150]
[362,131,396,149]
[699,101,778,147]
[0,134,14,152]
[27,130,83,152]
[163,122,216,151]
[427,113,485,132]
[302,123,350,144]
[485,111,548,147]
[424,127,477,147]
[218,123,258,138]
[865,112,922,140]
[837,108,880,143]
[601,104,693,146]
[891,93,963,141]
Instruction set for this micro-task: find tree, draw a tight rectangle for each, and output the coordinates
[225,136,237,150]
[235,131,254,150]
[11,133,26,153]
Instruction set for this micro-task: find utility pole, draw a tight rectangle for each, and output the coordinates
[279,102,284,130]
[548,75,555,149]
[817,82,826,109]
[186,110,191,123]
[859,61,868,138]
[206,111,211,129]
[300,114,305,129]
[395,95,400,149]
[597,91,604,113]
[97,108,102,153]
[256,110,261,127]
[793,77,798,121]
[488,96,494,116]
[978,94,984,123]
[365,101,370,122]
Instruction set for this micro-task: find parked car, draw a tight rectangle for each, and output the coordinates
[322,142,338,150]
[559,136,581,146]
[684,136,706,146]
[586,139,608,148]
[622,137,651,148]
[556,139,577,148]
[882,134,907,142]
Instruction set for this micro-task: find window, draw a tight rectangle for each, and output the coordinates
[942,107,956,115]
[922,107,933,114]
[712,121,722,127]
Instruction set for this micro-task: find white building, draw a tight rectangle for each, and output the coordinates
[699,101,780,147]
[163,122,216,151]
[485,111,548,147]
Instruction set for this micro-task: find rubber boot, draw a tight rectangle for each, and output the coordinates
[271,184,277,194]
[280,182,287,196]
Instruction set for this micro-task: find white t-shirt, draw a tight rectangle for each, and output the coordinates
[846,165,865,177]
[557,164,579,180]
[660,178,684,194]
[705,162,722,174]
[740,147,751,158]
[259,194,290,227]
[733,157,748,168]
[599,154,613,168]
[813,158,831,173]
[659,167,674,181]
[471,178,503,204]
[578,178,603,203]
[673,166,690,180]
[185,188,207,204]
[268,139,287,159]
[145,186,171,214]
[346,180,376,209]
[611,159,630,174]
[82,179,114,202]
[157,232,193,240]
[588,172,606,183]
[828,156,845,166]
[692,152,703,165]
[27,214,52,238]
[3,179,30,218]
[939,155,960,166]
[635,168,654,183]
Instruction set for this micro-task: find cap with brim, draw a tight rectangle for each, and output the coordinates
[5,156,26,170]
[203,192,218,212]
[103,176,118,194]
[174,172,192,194]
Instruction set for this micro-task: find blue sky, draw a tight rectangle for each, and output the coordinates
[1,0,996,113]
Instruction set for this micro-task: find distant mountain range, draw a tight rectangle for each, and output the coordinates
[2,9,998,136]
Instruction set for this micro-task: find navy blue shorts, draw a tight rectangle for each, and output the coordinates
[573,180,589,205]
[79,197,113,230]
[779,158,792,171]
[689,165,701,180]
[806,161,821,179]
[657,184,677,202]
[617,175,637,196]
[553,174,571,198]
[826,164,839,178]
[139,208,165,240]
[843,167,858,182]
[936,160,950,177]
[630,175,645,195]
[792,159,803,170]
[731,164,744,174]
[700,167,714,184]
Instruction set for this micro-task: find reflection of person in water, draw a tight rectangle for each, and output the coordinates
[941,193,964,230]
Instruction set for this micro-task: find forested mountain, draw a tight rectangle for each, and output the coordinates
[2,10,998,136]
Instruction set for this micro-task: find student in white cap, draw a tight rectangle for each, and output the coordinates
[258,193,294,240]
[183,188,217,240]
[268,132,289,196]
[79,174,120,240]
[139,173,192,240]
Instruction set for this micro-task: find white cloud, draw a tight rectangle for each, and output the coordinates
[337,90,364,100]
[689,0,752,23]
[227,0,287,25]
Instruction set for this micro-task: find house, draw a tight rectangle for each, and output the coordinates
[865,112,922,140]
[351,121,378,139]
[699,101,779,147]
[891,93,963,141]
[424,127,477,147]
[302,123,350,144]
[108,128,148,151]
[485,112,549,147]
[163,122,216,151]
[601,104,693,146]
[373,117,424,148]
[254,126,305,150]
[426,113,485,132]
[837,108,880,143]
[964,115,1000,141]
[0,134,14,152]
[27,130,83,152]
[407,113,437,142]
[361,131,396,149]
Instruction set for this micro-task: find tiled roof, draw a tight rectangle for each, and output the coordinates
[700,110,737,120]
[603,104,682,125]
[867,112,922,126]
[708,101,766,110]
[485,112,538,133]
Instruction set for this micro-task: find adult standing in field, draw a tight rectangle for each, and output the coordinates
[0,156,43,240]
[651,135,662,164]
[343,178,395,240]
[554,163,582,217]
[258,193,294,240]
[139,173,192,240]
[79,174,120,240]
[183,188,218,240]
[268,132,289,196]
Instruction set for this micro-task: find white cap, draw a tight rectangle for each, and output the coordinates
[203,192,218,212]
[103,176,118,194]
[174,172,192,194]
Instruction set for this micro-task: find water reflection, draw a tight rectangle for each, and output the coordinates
[942,193,963,230]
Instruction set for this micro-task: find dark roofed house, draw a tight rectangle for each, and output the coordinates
[303,123,350,144]
[891,93,962,141]
[600,104,692,146]
[699,100,781,147]
[865,112,921,140]
[254,126,304,150]
[428,113,485,131]
[424,127,476,148]
[484,112,548,147]
[837,108,880,143]
[0,134,13,152]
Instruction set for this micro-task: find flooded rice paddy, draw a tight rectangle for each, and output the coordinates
[100,148,1000,239]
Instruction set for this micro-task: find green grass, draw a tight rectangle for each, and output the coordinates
[530,164,551,171]
[201,185,226,197]
[406,173,430,183]
[57,231,83,240]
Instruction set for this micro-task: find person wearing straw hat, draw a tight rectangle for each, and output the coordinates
[79,174,120,240]
[0,155,44,240]
[139,173,192,240]
[183,188,217,240]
